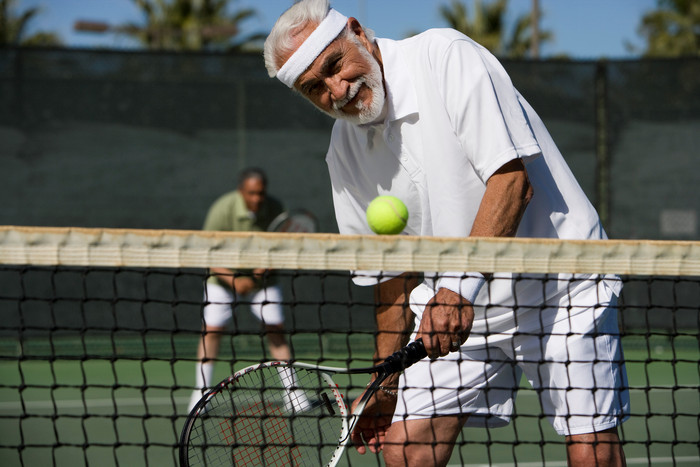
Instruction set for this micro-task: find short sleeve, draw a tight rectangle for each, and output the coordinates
[202,198,228,232]
[436,39,541,183]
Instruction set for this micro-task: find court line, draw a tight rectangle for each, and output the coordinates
[0,396,190,411]
[2,386,696,411]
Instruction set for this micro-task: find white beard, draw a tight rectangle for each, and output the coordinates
[323,37,386,125]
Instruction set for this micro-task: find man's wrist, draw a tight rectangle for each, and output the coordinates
[367,382,398,398]
[369,373,400,388]
[436,272,485,304]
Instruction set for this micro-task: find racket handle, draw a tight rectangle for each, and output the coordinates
[382,339,427,373]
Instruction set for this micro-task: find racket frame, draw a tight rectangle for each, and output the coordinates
[267,209,319,233]
[179,360,351,467]
[179,340,426,466]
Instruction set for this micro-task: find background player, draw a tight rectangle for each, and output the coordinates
[188,167,291,411]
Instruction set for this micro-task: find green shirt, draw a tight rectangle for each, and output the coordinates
[204,190,284,287]
[203,190,283,233]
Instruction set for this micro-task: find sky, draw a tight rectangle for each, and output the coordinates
[16,0,660,59]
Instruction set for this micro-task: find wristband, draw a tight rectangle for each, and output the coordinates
[436,272,485,304]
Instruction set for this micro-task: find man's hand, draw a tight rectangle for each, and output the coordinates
[232,276,256,295]
[212,268,269,295]
[251,267,268,279]
[417,288,474,359]
[350,386,398,454]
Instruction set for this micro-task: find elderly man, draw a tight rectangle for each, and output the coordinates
[264,1,628,466]
[188,167,292,412]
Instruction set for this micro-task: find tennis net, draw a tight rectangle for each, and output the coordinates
[0,226,698,466]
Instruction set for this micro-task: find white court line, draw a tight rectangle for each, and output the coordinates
[0,396,190,411]
[1,386,695,411]
[455,457,700,467]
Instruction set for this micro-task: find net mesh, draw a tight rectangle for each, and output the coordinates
[0,226,698,466]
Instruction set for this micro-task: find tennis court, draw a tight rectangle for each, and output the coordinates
[1,335,698,466]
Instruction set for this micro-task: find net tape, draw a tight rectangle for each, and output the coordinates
[1,226,699,275]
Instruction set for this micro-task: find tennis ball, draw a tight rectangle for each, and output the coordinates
[366,196,409,235]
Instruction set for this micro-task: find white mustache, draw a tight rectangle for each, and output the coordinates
[332,78,365,111]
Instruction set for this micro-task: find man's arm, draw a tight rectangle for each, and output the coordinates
[418,158,533,358]
[374,273,421,371]
[470,158,533,238]
[350,272,420,454]
[209,267,266,295]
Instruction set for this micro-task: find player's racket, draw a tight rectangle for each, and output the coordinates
[267,210,319,233]
[179,339,427,467]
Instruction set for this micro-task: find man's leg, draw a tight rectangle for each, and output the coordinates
[566,427,626,467]
[188,325,224,411]
[188,282,233,411]
[197,324,223,364]
[265,323,310,412]
[250,285,289,360]
[514,293,629,466]
[265,323,291,361]
[383,416,467,467]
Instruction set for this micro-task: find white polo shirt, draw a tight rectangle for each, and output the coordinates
[325,29,619,319]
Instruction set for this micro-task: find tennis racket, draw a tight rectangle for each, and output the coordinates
[267,210,319,233]
[179,339,427,467]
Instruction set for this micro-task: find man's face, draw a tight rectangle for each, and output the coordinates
[287,20,385,125]
[239,177,266,213]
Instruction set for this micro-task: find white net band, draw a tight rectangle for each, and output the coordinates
[1,226,698,275]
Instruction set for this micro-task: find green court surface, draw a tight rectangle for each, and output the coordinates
[0,335,698,466]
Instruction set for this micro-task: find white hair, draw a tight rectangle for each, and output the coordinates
[263,0,375,79]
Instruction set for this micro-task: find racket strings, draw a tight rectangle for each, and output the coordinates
[186,366,344,466]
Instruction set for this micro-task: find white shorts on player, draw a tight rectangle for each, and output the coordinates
[202,281,284,328]
[394,282,630,436]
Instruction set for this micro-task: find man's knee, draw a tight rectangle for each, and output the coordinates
[265,324,287,343]
[383,418,463,467]
[383,441,457,467]
[383,440,436,467]
[566,428,625,467]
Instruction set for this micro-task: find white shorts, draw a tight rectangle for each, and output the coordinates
[202,282,284,328]
[393,283,630,436]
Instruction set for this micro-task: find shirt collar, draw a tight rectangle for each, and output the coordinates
[359,38,418,148]
[376,37,419,123]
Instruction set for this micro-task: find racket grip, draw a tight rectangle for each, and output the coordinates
[382,339,427,373]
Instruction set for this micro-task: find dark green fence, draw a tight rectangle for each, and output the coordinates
[1,48,699,240]
[1,48,699,331]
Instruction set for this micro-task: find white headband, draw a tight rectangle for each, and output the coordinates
[276,9,348,88]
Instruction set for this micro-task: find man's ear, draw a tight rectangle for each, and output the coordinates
[347,17,371,48]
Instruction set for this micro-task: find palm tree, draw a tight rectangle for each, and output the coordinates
[118,0,265,52]
[504,6,552,59]
[637,0,699,57]
[0,0,62,46]
[437,0,551,58]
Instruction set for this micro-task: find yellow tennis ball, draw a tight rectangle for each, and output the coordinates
[366,196,409,235]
